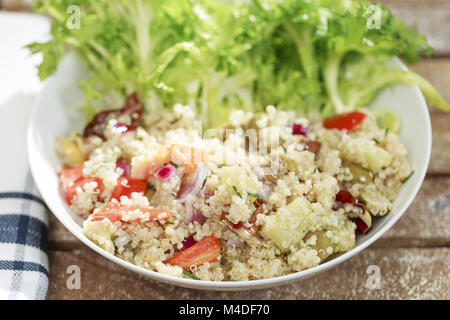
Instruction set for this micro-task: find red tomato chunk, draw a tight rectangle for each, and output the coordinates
[91,201,173,223]
[111,177,147,201]
[323,111,367,131]
[164,235,221,270]
[59,165,104,205]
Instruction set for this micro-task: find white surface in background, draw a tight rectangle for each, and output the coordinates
[0,12,49,191]
[0,12,50,104]
[0,12,51,300]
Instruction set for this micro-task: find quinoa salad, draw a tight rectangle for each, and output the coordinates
[55,94,413,281]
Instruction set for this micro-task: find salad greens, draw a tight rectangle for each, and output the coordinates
[28,0,449,127]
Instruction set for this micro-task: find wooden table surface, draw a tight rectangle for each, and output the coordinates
[4,0,449,299]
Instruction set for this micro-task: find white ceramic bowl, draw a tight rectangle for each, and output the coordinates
[28,52,431,290]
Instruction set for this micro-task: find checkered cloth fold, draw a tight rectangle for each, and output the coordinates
[0,178,49,300]
[0,12,51,300]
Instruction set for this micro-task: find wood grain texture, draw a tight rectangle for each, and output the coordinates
[412,59,450,105]
[428,112,450,174]
[381,0,450,55]
[374,176,450,247]
[46,247,449,300]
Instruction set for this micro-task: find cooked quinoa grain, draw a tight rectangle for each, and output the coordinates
[56,99,412,281]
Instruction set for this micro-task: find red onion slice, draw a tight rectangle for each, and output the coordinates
[260,183,275,202]
[226,238,247,248]
[116,160,130,177]
[113,122,136,134]
[185,203,204,225]
[181,235,197,250]
[155,164,176,182]
[332,201,344,211]
[177,163,207,202]
[83,109,117,139]
[292,123,310,135]
[83,93,142,139]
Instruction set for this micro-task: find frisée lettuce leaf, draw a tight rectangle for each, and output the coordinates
[27,0,449,127]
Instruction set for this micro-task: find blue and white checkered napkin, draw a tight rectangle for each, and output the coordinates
[0,189,49,300]
[0,95,50,300]
[0,12,50,300]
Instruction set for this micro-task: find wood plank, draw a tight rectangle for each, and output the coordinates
[48,214,81,250]
[380,1,450,55]
[412,58,450,105]
[380,0,450,5]
[429,112,450,174]
[1,0,29,11]
[46,247,449,300]
[375,176,450,247]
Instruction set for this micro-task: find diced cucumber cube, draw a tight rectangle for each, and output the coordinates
[374,108,402,134]
[364,145,393,172]
[263,197,312,250]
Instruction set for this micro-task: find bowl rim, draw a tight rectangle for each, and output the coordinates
[27,63,432,291]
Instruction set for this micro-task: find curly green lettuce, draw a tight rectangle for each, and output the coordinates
[27,0,449,127]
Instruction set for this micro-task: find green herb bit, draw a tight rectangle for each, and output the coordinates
[357,198,367,205]
[217,163,225,168]
[183,270,200,280]
[232,186,242,198]
[141,102,148,114]
[170,161,181,169]
[156,220,165,230]
[247,192,260,199]
[110,234,116,242]
[147,183,156,192]
[402,170,415,184]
